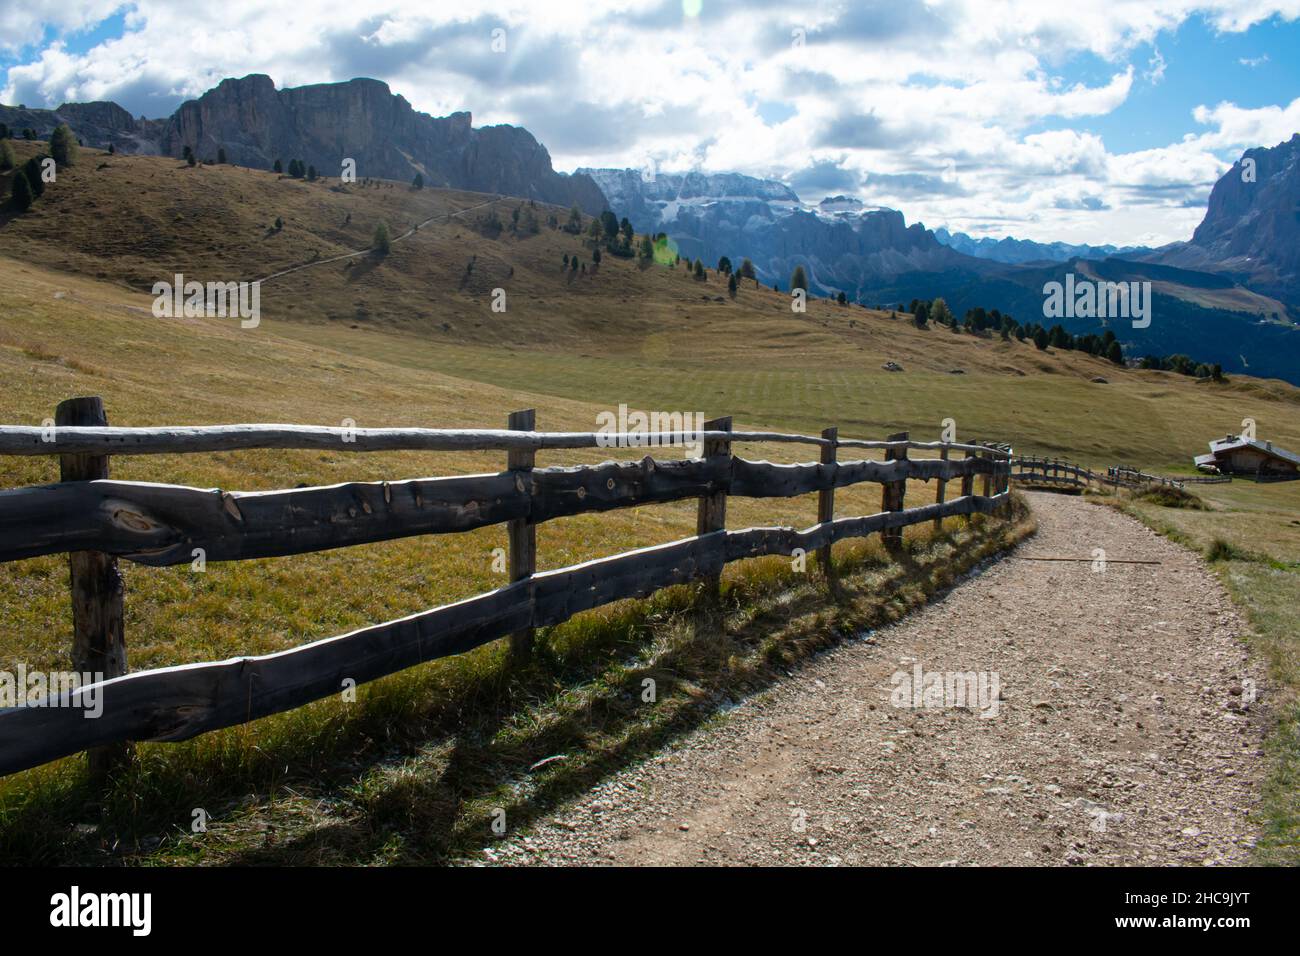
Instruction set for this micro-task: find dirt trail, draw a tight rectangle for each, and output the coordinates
[487,492,1267,866]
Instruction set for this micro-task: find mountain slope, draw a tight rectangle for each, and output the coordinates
[0,75,606,214]
[586,161,1300,382]
[1150,134,1300,311]
[580,166,992,291]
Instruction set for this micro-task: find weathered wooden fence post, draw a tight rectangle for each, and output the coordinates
[507,408,536,662]
[697,416,732,606]
[981,446,993,498]
[56,396,130,779]
[933,445,949,533]
[960,448,975,499]
[817,426,838,588]
[881,431,908,553]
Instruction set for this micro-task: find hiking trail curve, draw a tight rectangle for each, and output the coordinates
[484,491,1266,866]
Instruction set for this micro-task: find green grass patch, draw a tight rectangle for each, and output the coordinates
[1132,485,1207,510]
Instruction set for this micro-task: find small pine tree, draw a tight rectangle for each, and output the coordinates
[307,165,317,181]
[10,168,34,211]
[0,139,14,171]
[1033,327,1049,351]
[187,152,196,167]
[23,157,45,198]
[728,274,737,298]
[0,122,8,139]
[693,259,706,280]
[50,124,77,168]
[738,258,755,280]
[107,142,115,155]
[592,247,602,264]
[373,221,391,256]
[274,158,283,173]
[1106,340,1124,365]
[413,172,424,189]
[217,147,227,164]
[929,297,952,326]
[790,265,808,292]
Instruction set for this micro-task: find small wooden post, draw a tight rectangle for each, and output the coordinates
[981,447,993,498]
[56,396,130,779]
[817,427,837,587]
[960,448,975,498]
[933,445,949,533]
[696,416,732,604]
[507,408,536,662]
[881,431,908,553]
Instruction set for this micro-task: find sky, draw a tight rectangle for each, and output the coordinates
[2,1,1298,247]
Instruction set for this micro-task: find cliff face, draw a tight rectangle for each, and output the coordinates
[1,74,606,213]
[0,100,165,153]
[1157,134,1300,308]
[159,75,605,212]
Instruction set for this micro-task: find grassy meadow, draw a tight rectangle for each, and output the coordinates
[0,141,1298,863]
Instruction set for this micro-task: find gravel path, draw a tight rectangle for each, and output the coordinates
[486,492,1267,866]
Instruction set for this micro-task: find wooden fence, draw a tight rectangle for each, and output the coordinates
[1012,457,1230,491]
[0,398,1014,778]
[1011,456,1101,490]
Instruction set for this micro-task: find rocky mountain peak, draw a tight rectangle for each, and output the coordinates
[1,74,605,213]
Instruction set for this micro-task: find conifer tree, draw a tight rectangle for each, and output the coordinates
[373,221,391,256]
[10,167,34,211]
[50,124,77,167]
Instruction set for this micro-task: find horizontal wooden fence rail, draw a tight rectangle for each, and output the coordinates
[0,400,1013,779]
[0,424,1004,459]
[0,455,1002,567]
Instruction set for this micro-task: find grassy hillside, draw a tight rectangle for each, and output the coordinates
[2,139,1299,863]
[3,137,1298,677]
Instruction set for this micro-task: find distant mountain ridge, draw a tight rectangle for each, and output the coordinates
[933,228,1149,265]
[0,74,606,213]
[585,157,1299,383]
[5,80,1296,382]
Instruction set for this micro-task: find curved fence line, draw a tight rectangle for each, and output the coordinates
[0,399,1014,780]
